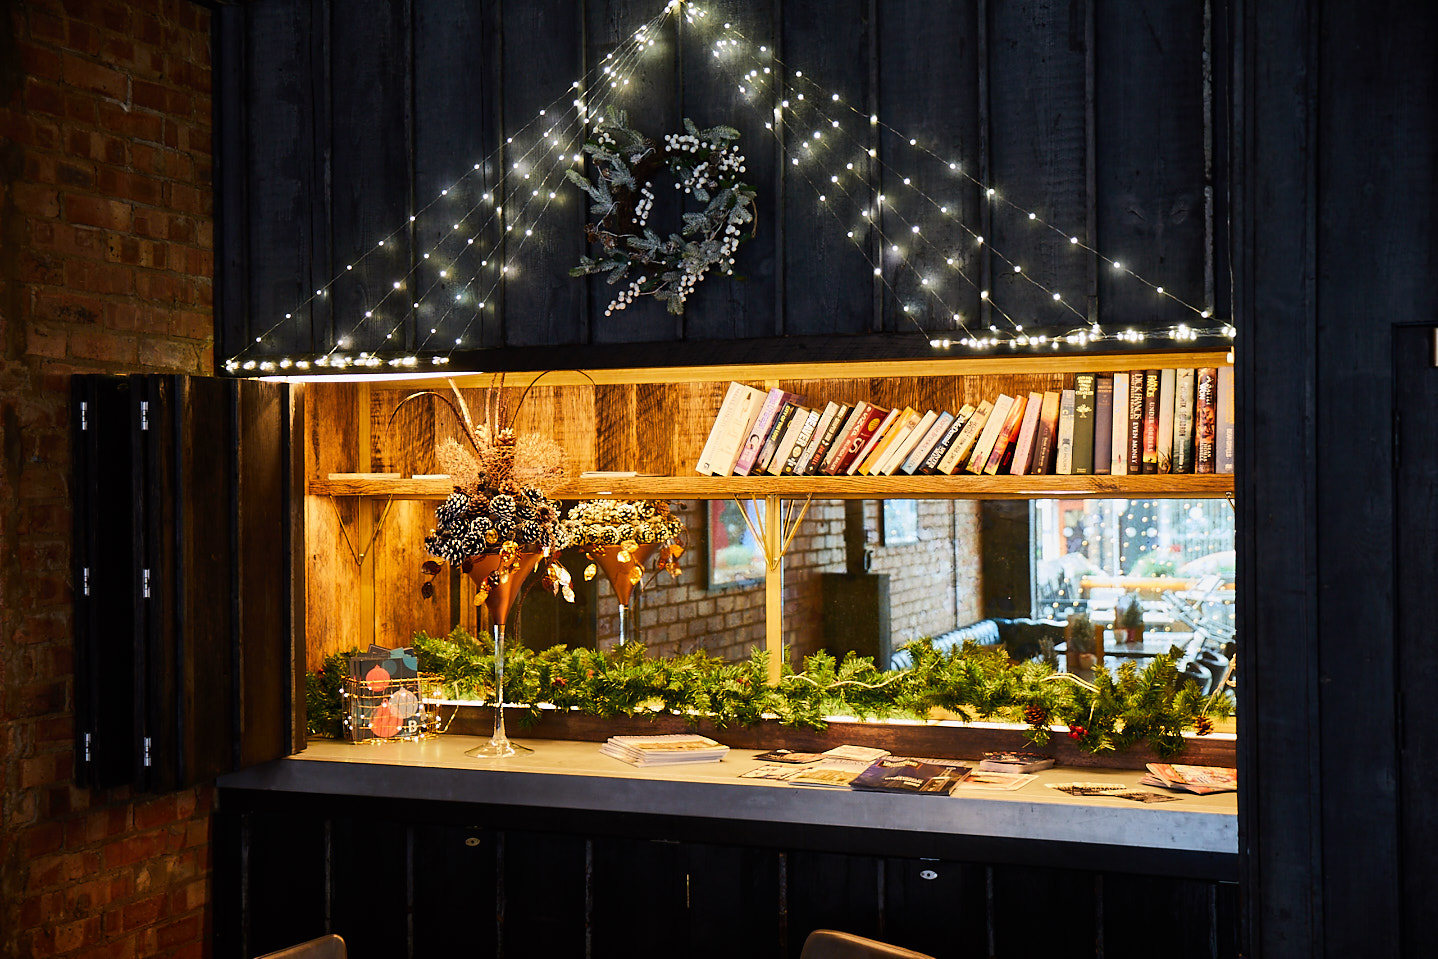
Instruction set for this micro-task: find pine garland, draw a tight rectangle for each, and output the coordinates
[306,634,1233,757]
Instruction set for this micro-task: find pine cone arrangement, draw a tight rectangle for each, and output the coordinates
[1023,703,1049,727]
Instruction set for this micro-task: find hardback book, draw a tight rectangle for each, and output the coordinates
[964,394,1015,474]
[1094,375,1114,475]
[1141,370,1161,474]
[878,410,937,475]
[850,757,970,796]
[1217,366,1235,473]
[1055,389,1077,475]
[846,406,900,475]
[977,751,1055,774]
[733,388,791,476]
[755,401,803,474]
[1072,373,1097,475]
[984,393,1029,475]
[1008,393,1044,476]
[902,410,955,474]
[821,402,870,474]
[830,404,891,475]
[921,406,975,473]
[695,382,766,475]
[1126,370,1146,474]
[938,400,994,474]
[807,403,854,474]
[794,402,841,475]
[1156,369,1176,474]
[1110,373,1130,475]
[1195,368,1218,473]
[1140,763,1237,795]
[859,407,917,475]
[1172,369,1196,473]
[779,408,822,475]
[1030,391,1062,475]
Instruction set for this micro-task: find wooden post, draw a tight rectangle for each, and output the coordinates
[355,383,376,647]
[764,494,783,685]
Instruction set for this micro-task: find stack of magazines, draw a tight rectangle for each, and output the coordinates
[599,734,730,767]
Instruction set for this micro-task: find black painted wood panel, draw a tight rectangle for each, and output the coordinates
[784,850,882,957]
[499,830,588,958]
[411,823,499,959]
[216,0,1225,366]
[880,857,986,959]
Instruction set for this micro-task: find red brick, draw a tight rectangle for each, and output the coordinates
[64,194,132,231]
[120,893,167,931]
[63,90,98,125]
[168,879,207,914]
[14,681,67,719]
[31,290,103,325]
[155,914,201,949]
[24,79,66,117]
[97,101,165,146]
[14,183,61,219]
[168,182,206,216]
[52,916,101,953]
[129,78,168,113]
[69,330,138,364]
[133,796,178,830]
[28,10,67,45]
[29,850,89,889]
[137,338,198,373]
[95,167,164,207]
[19,252,63,285]
[21,41,65,80]
[103,300,144,332]
[21,821,65,857]
[62,258,135,296]
[62,54,128,100]
[65,19,102,58]
[132,208,170,239]
[169,310,209,341]
[165,214,195,244]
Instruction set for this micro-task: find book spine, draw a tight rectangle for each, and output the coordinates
[1110,373,1129,475]
[1173,369,1196,473]
[821,402,869,474]
[1008,393,1044,476]
[1031,392,1061,475]
[1141,370,1160,474]
[732,388,786,475]
[847,407,898,474]
[902,411,954,474]
[780,409,822,475]
[858,408,913,475]
[695,382,747,475]
[965,395,1014,473]
[808,404,853,474]
[984,394,1028,475]
[755,401,800,474]
[938,401,993,474]
[1195,367,1218,473]
[1156,369,1176,474]
[880,410,935,474]
[1217,366,1235,474]
[1055,389,1076,474]
[1072,373,1096,475]
[921,407,973,473]
[1094,375,1113,475]
[795,402,840,475]
[1126,370,1145,474]
[831,406,890,475]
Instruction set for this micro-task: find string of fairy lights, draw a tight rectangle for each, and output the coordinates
[225,0,1234,375]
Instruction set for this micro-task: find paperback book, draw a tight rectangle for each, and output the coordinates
[599,734,729,767]
[1140,763,1238,795]
[850,758,971,796]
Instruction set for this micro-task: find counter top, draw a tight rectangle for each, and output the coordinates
[218,735,1236,857]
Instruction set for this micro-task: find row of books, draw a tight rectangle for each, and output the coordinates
[694,368,1235,478]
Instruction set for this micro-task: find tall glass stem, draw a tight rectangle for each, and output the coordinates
[617,602,628,646]
[465,622,529,758]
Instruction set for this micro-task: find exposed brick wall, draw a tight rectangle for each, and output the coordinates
[0,2,215,958]
[599,499,984,665]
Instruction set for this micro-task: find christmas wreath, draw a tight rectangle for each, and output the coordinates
[567,109,757,315]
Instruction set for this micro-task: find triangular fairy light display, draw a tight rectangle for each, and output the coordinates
[225,0,1234,375]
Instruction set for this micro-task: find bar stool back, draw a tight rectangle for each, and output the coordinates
[254,934,347,959]
[799,929,938,959]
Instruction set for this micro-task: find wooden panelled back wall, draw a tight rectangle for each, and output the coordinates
[216,0,1225,366]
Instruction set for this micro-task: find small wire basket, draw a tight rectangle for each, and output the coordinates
[341,672,445,743]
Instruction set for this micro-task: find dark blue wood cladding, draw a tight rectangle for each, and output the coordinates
[215,0,1225,365]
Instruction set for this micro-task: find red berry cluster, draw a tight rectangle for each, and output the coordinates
[1067,725,1087,740]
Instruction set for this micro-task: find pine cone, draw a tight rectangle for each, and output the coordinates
[1194,715,1215,736]
[1023,703,1049,726]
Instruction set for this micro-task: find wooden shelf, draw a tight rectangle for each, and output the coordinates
[308,473,1234,501]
